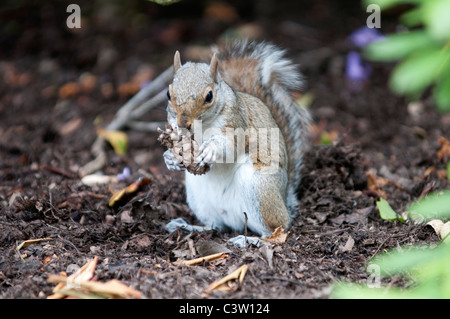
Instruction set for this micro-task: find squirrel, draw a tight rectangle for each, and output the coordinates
[161,40,310,237]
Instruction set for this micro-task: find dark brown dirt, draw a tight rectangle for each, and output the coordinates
[1,0,449,300]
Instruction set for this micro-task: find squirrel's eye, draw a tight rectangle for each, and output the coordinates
[167,90,171,100]
[205,90,213,104]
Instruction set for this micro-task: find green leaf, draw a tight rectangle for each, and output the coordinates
[371,245,444,276]
[423,0,450,41]
[400,7,423,27]
[364,31,436,62]
[376,198,398,221]
[331,282,408,299]
[407,190,450,219]
[435,74,450,112]
[389,48,450,95]
[362,0,422,11]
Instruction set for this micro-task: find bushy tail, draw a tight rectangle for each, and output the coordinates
[214,40,311,211]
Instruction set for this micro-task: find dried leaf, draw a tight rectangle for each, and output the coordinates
[96,128,128,155]
[48,256,98,299]
[437,136,450,161]
[259,245,274,268]
[47,275,142,299]
[180,252,228,266]
[16,237,53,251]
[262,226,289,244]
[366,171,387,198]
[341,235,355,252]
[108,177,151,207]
[208,264,248,291]
[47,256,142,299]
[427,219,450,243]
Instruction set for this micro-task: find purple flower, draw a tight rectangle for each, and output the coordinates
[117,167,131,181]
[345,51,372,92]
[348,26,384,48]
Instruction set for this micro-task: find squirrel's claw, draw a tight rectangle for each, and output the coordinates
[196,141,217,168]
[163,149,185,171]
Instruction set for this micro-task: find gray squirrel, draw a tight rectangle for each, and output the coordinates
[161,40,310,237]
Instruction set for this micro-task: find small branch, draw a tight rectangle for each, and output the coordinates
[110,66,173,131]
[130,89,168,120]
[79,66,173,176]
[127,121,167,132]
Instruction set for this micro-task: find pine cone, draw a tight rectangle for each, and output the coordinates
[157,124,210,175]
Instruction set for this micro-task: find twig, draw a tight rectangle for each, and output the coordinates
[40,164,78,179]
[129,89,168,120]
[181,252,228,266]
[106,66,173,132]
[126,121,167,132]
[80,66,173,177]
[243,212,248,238]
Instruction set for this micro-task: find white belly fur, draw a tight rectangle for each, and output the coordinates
[185,162,270,236]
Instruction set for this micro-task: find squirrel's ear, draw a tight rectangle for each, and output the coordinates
[174,51,182,72]
[209,53,219,83]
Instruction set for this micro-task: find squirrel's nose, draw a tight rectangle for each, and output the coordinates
[177,116,192,130]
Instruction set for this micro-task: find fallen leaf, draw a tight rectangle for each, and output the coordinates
[427,219,450,243]
[366,171,387,198]
[295,91,315,108]
[259,245,274,268]
[47,275,142,299]
[16,237,53,251]
[376,198,398,221]
[108,177,151,207]
[262,226,289,244]
[179,252,228,266]
[437,136,450,161]
[47,256,142,299]
[340,235,355,252]
[96,128,128,155]
[208,264,248,292]
[48,256,98,299]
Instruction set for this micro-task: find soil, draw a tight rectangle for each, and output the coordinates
[1,0,449,300]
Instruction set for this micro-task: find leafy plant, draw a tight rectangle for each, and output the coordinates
[332,190,450,298]
[363,0,450,112]
[376,197,405,221]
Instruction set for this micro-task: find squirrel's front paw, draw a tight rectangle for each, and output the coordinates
[195,139,217,170]
[163,149,185,171]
